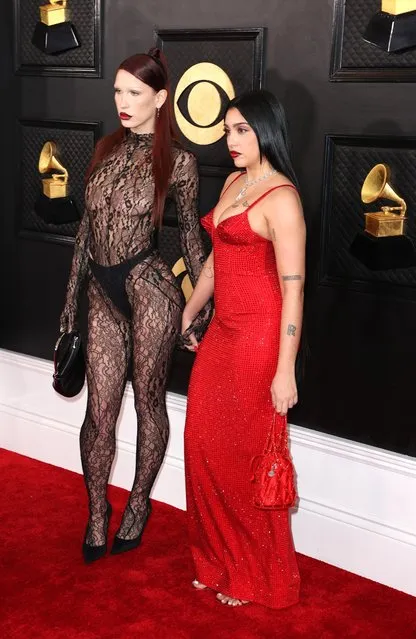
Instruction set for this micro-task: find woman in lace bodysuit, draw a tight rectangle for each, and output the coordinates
[60,50,210,562]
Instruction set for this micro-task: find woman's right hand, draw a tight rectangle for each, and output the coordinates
[59,308,76,334]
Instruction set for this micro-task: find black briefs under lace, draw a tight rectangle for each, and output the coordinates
[89,246,156,319]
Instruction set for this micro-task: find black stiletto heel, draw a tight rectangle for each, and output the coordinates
[82,502,112,564]
[110,503,151,555]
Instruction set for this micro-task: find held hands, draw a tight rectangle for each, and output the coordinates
[180,311,199,352]
[271,369,298,416]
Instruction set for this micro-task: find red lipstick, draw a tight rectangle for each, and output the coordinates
[119,112,131,120]
[230,151,240,158]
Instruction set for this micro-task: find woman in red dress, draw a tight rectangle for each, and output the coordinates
[182,90,305,608]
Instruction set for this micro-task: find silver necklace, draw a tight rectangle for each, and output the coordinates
[231,169,277,208]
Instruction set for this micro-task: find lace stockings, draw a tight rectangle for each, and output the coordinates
[81,277,180,545]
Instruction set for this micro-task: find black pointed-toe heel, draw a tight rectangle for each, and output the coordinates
[110,503,151,556]
[82,502,112,564]
[110,532,143,555]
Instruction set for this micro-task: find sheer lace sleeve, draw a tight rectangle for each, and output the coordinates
[60,209,90,332]
[173,151,213,346]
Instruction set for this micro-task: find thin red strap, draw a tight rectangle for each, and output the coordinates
[246,184,297,212]
[220,172,245,198]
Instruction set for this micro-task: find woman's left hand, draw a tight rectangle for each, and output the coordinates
[181,312,199,352]
[271,370,298,416]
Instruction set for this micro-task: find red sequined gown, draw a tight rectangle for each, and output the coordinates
[184,187,300,609]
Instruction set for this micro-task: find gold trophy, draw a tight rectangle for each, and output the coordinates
[349,163,416,270]
[39,141,69,198]
[363,1,416,53]
[34,141,79,224]
[32,1,80,55]
[361,163,406,238]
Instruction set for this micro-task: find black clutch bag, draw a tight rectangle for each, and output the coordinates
[53,331,85,398]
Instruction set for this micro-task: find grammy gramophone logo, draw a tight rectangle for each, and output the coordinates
[32,1,80,55]
[349,163,416,270]
[174,63,235,146]
[363,0,416,53]
[34,141,79,225]
[361,164,406,238]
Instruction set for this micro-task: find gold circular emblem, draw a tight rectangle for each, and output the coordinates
[174,62,235,146]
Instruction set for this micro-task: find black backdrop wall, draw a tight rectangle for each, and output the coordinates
[2,1,416,457]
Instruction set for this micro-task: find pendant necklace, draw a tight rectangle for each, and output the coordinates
[231,169,277,208]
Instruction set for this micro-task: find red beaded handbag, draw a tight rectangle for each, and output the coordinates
[250,414,297,510]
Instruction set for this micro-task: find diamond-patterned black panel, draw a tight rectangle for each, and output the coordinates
[334,0,416,72]
[19,120,100,240]
[15,0,101,74]
[156,30,264,169]
[320,136,416,291]
[158,226,182,270]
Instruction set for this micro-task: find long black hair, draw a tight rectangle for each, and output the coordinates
[227,89,309,388]
[225,89,299,189]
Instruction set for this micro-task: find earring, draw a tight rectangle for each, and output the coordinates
[156,108,160,119]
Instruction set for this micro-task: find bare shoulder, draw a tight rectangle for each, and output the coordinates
[264,183,303,225]
[220,170,244,196]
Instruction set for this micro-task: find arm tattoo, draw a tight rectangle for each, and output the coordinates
[283,274,302,281]
[287,324,296,336]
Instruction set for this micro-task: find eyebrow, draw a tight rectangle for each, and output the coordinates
[113,86,141,90]
[224,122,250,128]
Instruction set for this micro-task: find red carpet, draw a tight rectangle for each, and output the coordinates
[0,449,415,639]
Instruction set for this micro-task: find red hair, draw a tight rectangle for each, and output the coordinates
[85,48,179,226]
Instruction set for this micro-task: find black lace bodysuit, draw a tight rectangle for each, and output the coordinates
[61,132,210,544]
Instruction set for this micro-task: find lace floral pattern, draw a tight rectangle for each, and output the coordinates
[60,132,211,543]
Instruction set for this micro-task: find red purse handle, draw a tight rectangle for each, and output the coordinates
[264,413,288,455]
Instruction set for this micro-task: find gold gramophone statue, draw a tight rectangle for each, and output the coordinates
[34,141,79,224]
[361,163,406,238]
[349,162,416,270]
[39,141,69,198]
[32,1,80,55]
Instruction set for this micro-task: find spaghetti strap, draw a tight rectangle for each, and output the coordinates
[213,182,298,230]
[220,172,245,198]
[246,184,297,212]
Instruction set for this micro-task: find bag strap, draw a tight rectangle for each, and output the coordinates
[264,413,288,454]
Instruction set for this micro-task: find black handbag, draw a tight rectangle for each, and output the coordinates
[53,331,85,398]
